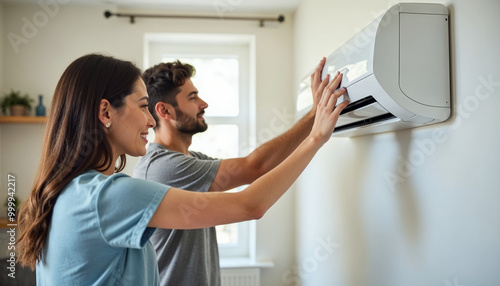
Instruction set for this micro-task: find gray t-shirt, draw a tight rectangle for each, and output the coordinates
[133,143,221,286]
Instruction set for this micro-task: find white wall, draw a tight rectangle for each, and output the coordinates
[293,0,500,286]
[0,2,3,90]
[0,4,295,285]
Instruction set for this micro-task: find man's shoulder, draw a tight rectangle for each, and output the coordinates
[137,144,214,169]
[134,144,187,180]
[188,150,214,160]
[134,144,175,175]
[142,143,186,161]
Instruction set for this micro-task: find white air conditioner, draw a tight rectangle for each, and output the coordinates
[296,3,450,137]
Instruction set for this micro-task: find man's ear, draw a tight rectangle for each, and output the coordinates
[98,99,112,127]
[155,102,176,120]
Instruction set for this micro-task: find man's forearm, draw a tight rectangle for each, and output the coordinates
[246,110,315,175]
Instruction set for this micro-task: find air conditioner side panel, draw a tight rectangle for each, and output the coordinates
[399,12,451,108]
[373,3,451,121]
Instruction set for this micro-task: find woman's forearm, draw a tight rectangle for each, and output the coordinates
[240,135,323,218]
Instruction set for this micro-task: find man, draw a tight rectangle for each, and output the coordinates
[134,57,335,285]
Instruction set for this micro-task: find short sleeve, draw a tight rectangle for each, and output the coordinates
[95,174,169,249]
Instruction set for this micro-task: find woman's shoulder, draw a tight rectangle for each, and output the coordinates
[58,170,132,201]
[64,169,128,188]
[60,169,168,206]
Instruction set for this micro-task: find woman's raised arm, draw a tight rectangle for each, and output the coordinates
[149,72,349,230]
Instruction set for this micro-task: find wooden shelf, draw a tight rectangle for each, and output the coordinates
[0,217,16,229]
[0,116,47,124]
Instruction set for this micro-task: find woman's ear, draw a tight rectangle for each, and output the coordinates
[98,99,112,127]
[155,102,176,120]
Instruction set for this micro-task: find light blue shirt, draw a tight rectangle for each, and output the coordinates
[36,170,169,285]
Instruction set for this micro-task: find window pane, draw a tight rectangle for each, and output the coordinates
[216,223,238,246]
[190,124,238,158]
[162,56,239,117]
[190,124,240,247]
[161,50,246,253]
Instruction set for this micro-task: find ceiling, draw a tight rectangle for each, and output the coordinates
[2,0,302,13]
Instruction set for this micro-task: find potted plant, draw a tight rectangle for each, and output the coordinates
[1,90,33,116]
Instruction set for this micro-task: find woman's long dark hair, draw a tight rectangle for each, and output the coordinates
[17,54,141,269]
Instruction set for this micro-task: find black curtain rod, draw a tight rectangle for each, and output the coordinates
[103,11,285,27]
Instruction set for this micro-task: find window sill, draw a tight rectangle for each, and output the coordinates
[219,258,274,269]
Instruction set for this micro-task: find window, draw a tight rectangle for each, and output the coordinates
[145,33,256,259]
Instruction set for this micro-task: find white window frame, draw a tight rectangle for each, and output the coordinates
[144,33,257,260]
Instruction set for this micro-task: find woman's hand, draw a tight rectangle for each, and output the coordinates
[310,57,329,115]
[309,71,349,145]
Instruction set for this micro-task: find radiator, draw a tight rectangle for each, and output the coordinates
[221,268,260,286]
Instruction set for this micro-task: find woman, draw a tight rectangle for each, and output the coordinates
[17,54,348,285]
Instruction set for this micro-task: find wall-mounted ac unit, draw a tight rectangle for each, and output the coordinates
[296,3,450,137]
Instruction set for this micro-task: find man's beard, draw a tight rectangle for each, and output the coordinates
[175,107,208,135]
